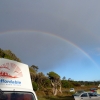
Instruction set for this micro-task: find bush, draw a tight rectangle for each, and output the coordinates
[61,80,74,88]
[32,81,38,91]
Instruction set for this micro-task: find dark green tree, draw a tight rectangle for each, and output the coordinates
[31,65,38,72]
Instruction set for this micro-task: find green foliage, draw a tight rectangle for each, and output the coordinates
[71,81,80,87]
[4,50,21,62]
[61,80,73,88]
[32,81,38,91]
[31,65,38,72]
[35,72,49,88]
[62,76,66,80]
[29,67,36,74]
[0,48,21,62]
[0,48,5,57]
[47,71,60,80]
[43,79,51,87]
[4,54,13,60]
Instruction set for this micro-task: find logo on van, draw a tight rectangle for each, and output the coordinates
[0,63,23,78]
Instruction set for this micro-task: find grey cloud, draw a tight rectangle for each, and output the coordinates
[0,0,100,80]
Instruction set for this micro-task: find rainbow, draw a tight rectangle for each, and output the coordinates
[0,30,98,68]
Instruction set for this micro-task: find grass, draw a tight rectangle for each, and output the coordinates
[37,96,74,100]
[36,85,98,100]
[36,89,75,100]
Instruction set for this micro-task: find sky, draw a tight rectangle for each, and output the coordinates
[0,0,100,81]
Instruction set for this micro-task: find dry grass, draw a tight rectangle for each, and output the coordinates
[36,85,98,100]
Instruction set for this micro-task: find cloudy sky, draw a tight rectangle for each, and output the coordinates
[0,0,100,81]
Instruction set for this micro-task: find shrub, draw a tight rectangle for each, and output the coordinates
[32,81,38,91]
[61,80,74,88]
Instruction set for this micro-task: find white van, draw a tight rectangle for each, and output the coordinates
[0,58,38,100]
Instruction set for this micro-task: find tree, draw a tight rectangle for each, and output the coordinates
[35,72,49,90]
[61,80,73,88]
[62,76,66,80]
[0,48,5,57]
[47,71,62,96]
[31,65,38,72]
[0,49,21,62]
[68,78,72,81]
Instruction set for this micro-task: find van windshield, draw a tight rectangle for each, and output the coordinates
[0,91,36,100]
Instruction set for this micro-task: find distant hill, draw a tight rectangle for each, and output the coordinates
[0,48,21,62]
